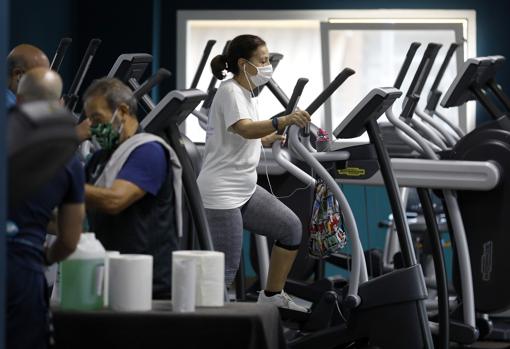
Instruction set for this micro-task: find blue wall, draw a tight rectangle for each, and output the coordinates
[9,0,75,90]
[1,0,8,346]
[10,0,508,102]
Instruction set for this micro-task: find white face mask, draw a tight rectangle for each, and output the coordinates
[244,61,273,88]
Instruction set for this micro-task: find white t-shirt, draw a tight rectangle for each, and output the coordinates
[197,79,261,209]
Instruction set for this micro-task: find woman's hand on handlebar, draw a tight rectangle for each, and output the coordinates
[262,131,285,147]
[281,110,311,129]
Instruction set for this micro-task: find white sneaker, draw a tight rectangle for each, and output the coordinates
[257,290,310,313]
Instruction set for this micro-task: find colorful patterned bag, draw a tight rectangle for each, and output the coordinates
[308,178,347,258]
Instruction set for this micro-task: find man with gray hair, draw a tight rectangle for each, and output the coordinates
[7,44,50,108]
[83,77,180,298]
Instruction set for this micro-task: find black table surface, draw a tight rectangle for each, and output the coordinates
[52,300,288,349]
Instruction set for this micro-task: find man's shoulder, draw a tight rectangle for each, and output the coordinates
[133,140,167,157]
[127,141,168,168]
[64,155,84,174]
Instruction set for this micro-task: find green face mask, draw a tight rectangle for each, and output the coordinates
[90,110,122,151]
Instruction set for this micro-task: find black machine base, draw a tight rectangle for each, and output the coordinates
[444,117,510,312]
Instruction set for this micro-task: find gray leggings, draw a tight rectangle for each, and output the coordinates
[205,185,302,286]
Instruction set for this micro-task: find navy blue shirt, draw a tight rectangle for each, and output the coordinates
[8,155,85,248]
[87,140,177,297]
[6,89,16,109]
[7,156,84,349]
[117,142,168,195]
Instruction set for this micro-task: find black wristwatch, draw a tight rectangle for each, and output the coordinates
[272,117,279,131]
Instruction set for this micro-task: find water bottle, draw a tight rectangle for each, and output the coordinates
[315,128,331,152]
[59,233,106,310]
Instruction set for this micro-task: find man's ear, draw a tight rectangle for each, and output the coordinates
[12,67,24,80]
[117,103,130,120]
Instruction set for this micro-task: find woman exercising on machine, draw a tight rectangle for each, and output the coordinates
[197,34,310,312]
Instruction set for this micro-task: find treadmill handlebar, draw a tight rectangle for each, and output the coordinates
[190,40,216,89]
[401,43,442,119]
[306,68,355,115]
[394,42,421,89]
[50,37,72,73]
[133,68,172,100]
[279,78,310,137]
[285,78,308,115]
[64,38,102,111]
[406,43,442,99]
[67,38,101,95]
[430,42,459,92]
[425,43,459,112]
[266,79,289,108]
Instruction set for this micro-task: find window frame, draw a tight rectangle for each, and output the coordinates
[177,9,476,136]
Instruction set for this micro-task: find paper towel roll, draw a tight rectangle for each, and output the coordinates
[172,251,224,307]
[104,251,120,307]
[109,254,153,311]
[172,253,196,312]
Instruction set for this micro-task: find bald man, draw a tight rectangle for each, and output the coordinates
[17,67,63,104]
[7,67,85,348]
[7,44,50,108]
[14,67,92,142]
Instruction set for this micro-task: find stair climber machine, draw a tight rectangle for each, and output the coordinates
[390,50,510,342]
[379,42,460,279]
[385,41,510,346]
[270,72,436,348]
[437,54,510,341]
[383,41,479,347]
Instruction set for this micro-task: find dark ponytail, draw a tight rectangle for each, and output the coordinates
[210,54,228,80]
[210,34,266,80]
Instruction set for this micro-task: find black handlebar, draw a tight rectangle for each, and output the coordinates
[266,79,290,108]
[394,42,421,89]
[285,78,309,115]
[407,43,442,98]
[306,68,355,115]
[190,40,216,89]
[401,43,442,119]
[277,78,309,135]
[50,37,72,73]
[67,38,101,95]
[64,38,102,111]
[425,42,459,111]
[133,68,172,100]
[431,43,459,91]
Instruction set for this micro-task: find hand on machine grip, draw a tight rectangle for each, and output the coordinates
[262,131,286,147]
[283,110,311,128]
